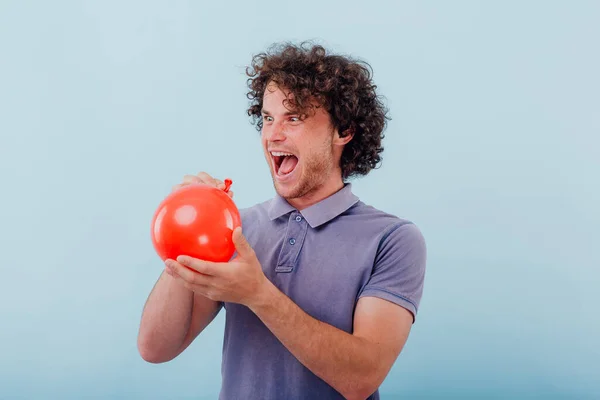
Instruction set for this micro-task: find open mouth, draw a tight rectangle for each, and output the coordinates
[271,151,299,177]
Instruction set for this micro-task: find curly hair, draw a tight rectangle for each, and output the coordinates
[245,41,390,180]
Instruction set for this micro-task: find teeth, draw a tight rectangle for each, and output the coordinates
[271,151,294,157]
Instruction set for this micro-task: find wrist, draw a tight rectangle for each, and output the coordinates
[247,278,278,313]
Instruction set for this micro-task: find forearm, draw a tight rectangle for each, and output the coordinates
[248,281,382,399]
[137,271,194,362]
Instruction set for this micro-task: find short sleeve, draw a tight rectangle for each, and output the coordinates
[358,222,427,322]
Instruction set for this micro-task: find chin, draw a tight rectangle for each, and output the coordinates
[270,174,301,199]
[274,176,322,203]
[272,179,298,199]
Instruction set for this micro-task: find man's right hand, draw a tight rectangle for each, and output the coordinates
[138,172,230,363]
[172,172,234,199]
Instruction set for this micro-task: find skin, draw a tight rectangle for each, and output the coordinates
[137,173,230,363]
[260,82,349,209]
[137,83,414,400]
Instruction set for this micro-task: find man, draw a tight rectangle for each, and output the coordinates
[138,42,427,400]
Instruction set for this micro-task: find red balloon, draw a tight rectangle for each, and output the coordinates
[151,179,242,263]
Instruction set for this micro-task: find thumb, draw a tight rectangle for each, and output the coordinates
[232,226,254,259]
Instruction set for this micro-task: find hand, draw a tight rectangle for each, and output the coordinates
[164,227,268,307]
[172,171,234,199]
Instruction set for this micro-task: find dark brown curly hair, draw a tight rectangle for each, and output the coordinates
[245,41,390,180]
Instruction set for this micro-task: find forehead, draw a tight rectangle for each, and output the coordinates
[262,82,324,119]
[262,83,293,111]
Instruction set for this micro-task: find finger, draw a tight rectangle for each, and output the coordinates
[182,174,202,184]
[174,174,210,192]
[213,178,224,189]
[177,255,218,276]
[196,172,220,187]
[180,281,218,301]
[231,227,254,260]
[167,264,212,296]
[171,183,186,192]
[181,280,212,296]
[165,259,212,285]
[165,263,176,277]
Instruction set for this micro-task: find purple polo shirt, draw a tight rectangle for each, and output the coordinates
[219,183,427,400]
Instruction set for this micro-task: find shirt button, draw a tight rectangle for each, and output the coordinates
[295,215,302,222]
[289,238,296,245]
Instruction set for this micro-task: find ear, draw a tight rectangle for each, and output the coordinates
[334,127,354,146]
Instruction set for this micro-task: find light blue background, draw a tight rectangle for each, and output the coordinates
[1,1,598,399]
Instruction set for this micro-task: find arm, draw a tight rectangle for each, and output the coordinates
[137,270,222,363]
[137,171,231,363]
[168,223,426,398]
[245,222,426,399]
[249,285,412,400]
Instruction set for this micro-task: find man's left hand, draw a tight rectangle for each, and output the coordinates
[165,227,268,307]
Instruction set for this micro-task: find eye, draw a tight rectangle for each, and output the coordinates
[263,115,273,122]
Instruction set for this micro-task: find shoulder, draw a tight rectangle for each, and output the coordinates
[377,221,427,264]
[235,199,274,243]
[351,203,427,319]
[336,200,427,269]
[344,201,426,246]
[238,199,271,224]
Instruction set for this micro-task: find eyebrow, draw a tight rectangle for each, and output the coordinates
[261,109,299,116]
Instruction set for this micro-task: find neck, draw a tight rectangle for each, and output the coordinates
[287,173,345,211]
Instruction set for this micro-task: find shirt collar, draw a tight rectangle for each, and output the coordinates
[267,183,359,228]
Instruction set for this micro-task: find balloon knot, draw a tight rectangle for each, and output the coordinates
[223,178,232,193]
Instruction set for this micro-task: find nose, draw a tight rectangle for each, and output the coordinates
[263,120,286,142]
